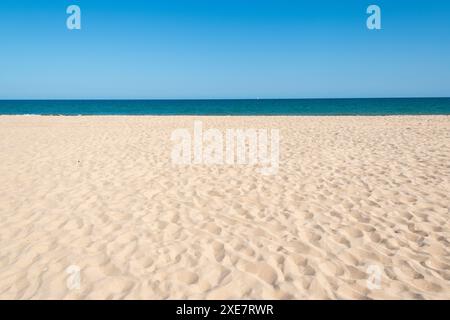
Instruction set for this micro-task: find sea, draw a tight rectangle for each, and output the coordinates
[0,98,449,116]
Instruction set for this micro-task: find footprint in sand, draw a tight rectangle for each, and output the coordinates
[204,222,222,235]
[177,271,199,285]
[244,262,278,285]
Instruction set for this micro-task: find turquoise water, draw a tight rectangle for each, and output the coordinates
[0,98,449,115]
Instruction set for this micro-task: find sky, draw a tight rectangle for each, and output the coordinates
[0,0,449,99]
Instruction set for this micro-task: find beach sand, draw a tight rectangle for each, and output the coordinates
[0,115,449,299]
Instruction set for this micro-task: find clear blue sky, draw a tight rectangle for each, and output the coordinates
[0,0,449,99]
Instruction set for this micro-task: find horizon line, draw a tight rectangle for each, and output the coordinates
[1,96,450,101]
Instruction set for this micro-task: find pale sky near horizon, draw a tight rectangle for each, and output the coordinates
[0,0,449,99]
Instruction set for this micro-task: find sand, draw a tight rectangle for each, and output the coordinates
[0,115,449,300]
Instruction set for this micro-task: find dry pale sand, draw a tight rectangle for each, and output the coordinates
[0,115,449,300]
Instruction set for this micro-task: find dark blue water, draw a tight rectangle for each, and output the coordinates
[0,98,449,115]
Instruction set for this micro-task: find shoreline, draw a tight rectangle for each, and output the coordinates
[1,114,450,117]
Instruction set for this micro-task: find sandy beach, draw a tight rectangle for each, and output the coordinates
[0,115,449,299]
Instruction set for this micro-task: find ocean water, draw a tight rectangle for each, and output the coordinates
[0,98,450,115]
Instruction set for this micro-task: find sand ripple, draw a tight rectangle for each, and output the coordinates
[0,115,449,299]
